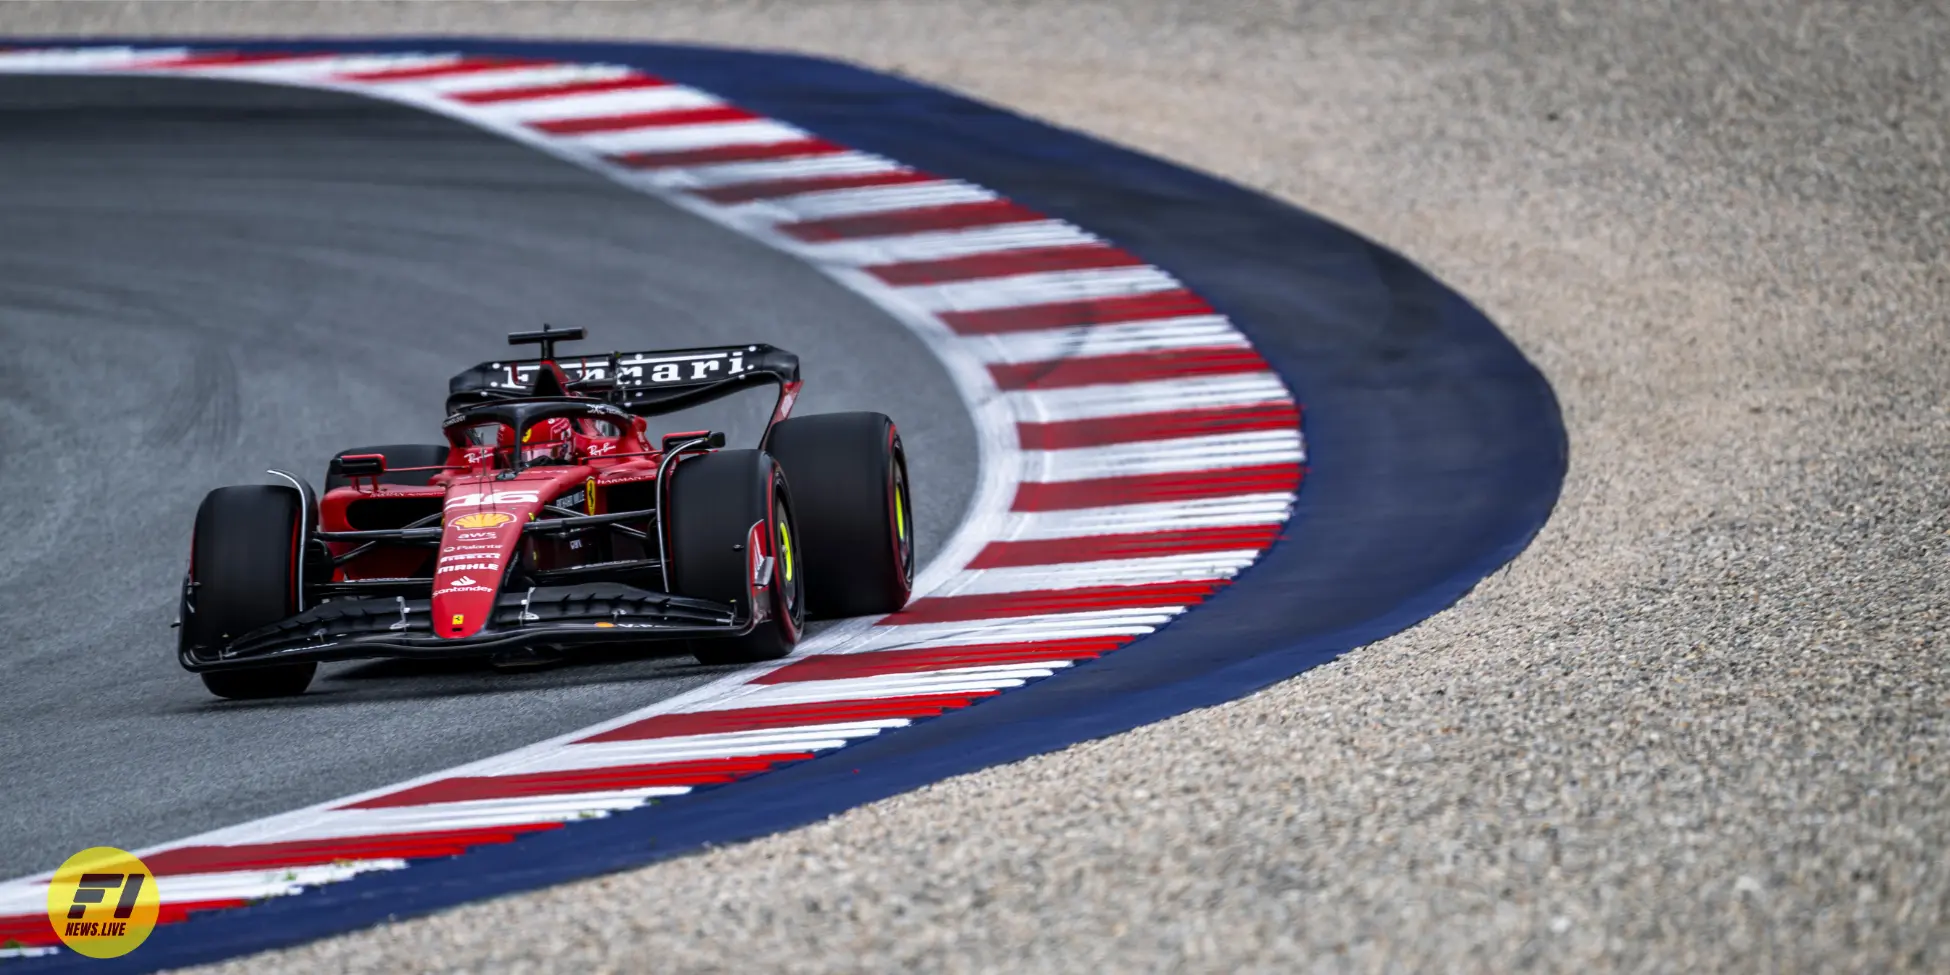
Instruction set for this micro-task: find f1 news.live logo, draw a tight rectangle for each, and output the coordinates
[44,847,160,958]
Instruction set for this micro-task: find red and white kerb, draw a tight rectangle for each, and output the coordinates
[0,46,1303,954]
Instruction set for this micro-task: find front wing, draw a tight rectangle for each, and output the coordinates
[179,582,747,670]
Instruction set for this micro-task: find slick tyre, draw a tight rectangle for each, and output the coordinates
[765,412,914,619]
[324,443,452,491]
[668,450,805,666]
[182,485,316,699]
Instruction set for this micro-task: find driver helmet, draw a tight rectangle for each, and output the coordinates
[520,417,575,464]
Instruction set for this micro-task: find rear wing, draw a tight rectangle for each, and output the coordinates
[446,344,800,416]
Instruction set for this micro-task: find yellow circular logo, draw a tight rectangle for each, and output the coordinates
[45,847,160,959]
[449,511,515,530]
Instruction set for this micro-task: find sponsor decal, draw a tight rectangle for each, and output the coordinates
[454,530,499,541]
[447,491,540,509]
[499,355,745,391]
[614,349,751,385]
[449,511,516,530]
[438,562,501,573]
[481,349,763,392]
[442,543,500,553]
[46,847,159,959]
[586,440,617,457]
[433,585,495,596]
[452,614,465,627]
[448,576,479,587]
[557,488,585,510]
[602,470,659,486]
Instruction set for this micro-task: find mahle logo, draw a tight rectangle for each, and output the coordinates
[45,847,159,958]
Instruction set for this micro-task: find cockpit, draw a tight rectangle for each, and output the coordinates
[447,409,634,472]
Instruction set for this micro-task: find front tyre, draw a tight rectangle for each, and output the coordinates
[667,450,805,666]
[765,412,914,619]
[180,485,316,699]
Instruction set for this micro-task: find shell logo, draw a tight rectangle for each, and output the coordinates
[449,511,516,530]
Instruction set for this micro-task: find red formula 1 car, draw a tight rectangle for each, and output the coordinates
[176,326,914,699]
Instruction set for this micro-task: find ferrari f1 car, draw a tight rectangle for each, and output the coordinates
[176,326,914,699]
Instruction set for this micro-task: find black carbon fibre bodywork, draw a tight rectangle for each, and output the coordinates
[179,582,746,670]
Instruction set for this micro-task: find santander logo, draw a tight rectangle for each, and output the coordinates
[450,576,478,587]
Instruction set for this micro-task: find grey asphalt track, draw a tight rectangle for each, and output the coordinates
[0,74,976,881]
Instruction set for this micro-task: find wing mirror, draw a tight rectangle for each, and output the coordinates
[660,430,727,452]
[332,453,387,478]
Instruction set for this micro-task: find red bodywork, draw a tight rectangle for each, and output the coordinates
[317,374,803,641]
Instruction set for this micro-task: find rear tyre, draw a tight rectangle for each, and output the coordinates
[181,485,316,699]
[323,443,452,491]
[667,450,805,666]
[765,412,914,619]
